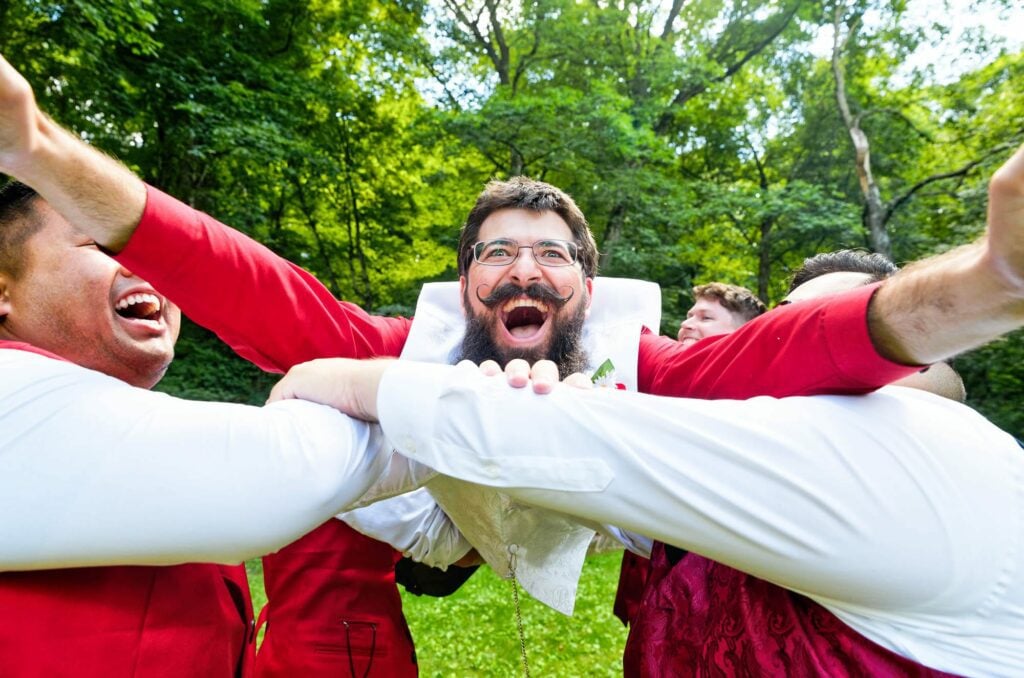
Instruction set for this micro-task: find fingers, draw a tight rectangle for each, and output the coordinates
[266,379,288,404]
[986,142,1024,293]
[465,358,593,394]
[264,358,385,422]
[504,358,531,388]
[528,360,559,394]
[267,363,307,403]
[563,372,594,390]
[0,53,39,174]
[477,359,502,376]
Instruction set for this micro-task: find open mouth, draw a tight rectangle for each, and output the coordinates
[115,293,163,323]
[500,297,550,340]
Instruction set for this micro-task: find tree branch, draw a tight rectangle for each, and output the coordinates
[884,141,1020,223]
[654,0,802,134]
[660,0,685,41]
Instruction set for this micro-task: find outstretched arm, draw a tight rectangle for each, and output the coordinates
[870,144,1024,364]
[636,143,1024,400]
[269,356,1021,612]
[0,350,396,570]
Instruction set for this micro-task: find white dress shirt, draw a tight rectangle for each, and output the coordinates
[0,348,401,569]
[376,360,1024,677]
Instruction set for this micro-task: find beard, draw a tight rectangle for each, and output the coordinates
[458,282,590,377]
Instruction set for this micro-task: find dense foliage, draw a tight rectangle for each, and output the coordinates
[4,0,1021,433]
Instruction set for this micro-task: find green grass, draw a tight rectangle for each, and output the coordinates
[246,551,628,676]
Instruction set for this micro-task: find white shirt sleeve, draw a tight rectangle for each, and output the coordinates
[0,349,393,570]
[337,488,472,568]
[376,360,1023,614]
[593,526,651,557]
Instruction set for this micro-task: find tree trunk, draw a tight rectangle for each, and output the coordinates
[757,216,774,302]
[600,202,626,271]
[831,4,891,259]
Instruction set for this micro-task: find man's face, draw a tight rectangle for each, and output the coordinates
[0,202,180,388]
[677,297,743,348]
[459,208,593,370]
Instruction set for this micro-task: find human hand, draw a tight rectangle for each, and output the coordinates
[268,358,394,422]
[453,548,483,567]
[984,143,1024,295]
[470,358,592,394]
[0,53,41,176]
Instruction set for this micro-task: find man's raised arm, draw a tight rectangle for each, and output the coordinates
[0,53,410,370]
[0,54,143,251]
[870,144,1024,364]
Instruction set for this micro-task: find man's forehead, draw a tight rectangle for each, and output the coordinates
[689,297,723,313]
[786,271,874,303]
[24,200,74,238]
[477,208,573,241]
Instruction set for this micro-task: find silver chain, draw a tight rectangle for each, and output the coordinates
[508,544,530,677]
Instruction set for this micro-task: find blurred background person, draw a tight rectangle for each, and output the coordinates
[677,282,767,349]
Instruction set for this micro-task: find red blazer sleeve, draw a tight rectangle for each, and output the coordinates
[117,186,411,372]
[638,284,920,399]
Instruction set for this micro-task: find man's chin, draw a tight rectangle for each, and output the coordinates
[493,340,552,367]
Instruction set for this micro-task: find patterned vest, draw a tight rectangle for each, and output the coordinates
[623,543,959,677]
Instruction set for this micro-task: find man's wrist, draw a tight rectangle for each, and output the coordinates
[12,111,145,253]
[2,107,58,184]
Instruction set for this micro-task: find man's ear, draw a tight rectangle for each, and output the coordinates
[459,275,468,317]
[0,274,12,323]
[583,276,594,317]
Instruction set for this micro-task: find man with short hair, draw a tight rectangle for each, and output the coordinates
[617,249,973,676]
[0,181,254,677]
[677,281,766,348]
[788,248,898,291]
[0,182,260,677]
[0,180,440,677]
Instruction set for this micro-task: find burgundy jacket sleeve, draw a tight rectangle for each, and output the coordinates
[638,284,920,399]
[117,186,412,372]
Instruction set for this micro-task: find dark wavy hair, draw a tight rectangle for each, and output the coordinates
[0,181,44,281]
[788,249,898,292]
[457,177,599,278]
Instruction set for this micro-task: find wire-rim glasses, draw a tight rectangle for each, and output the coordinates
[471,238,579,267]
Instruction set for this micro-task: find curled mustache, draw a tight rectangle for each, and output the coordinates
[474,282,575,308]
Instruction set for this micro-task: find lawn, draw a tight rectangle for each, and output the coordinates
[246,551,629,676]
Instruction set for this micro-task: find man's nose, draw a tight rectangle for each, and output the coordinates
[507,247,543,284]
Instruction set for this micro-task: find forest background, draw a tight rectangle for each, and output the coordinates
[4,1,1022,673]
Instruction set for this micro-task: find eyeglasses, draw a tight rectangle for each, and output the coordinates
[471,238,579,267]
